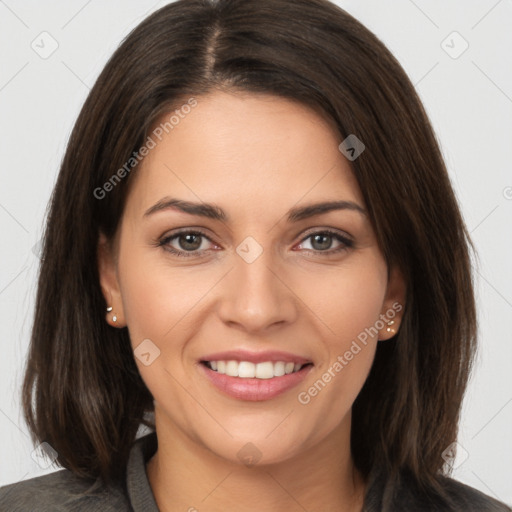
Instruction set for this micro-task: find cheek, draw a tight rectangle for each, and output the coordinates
[297,256,388,345]
[117,244,209,342]
[293,258,386,408]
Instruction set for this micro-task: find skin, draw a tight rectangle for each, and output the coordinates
[98,90,406,512]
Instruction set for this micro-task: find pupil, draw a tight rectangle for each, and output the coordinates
[180,234,201,251]
[312,234,331,250]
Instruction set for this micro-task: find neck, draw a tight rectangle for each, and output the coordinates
[146,406,366,512]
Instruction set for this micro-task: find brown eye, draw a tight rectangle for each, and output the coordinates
[176,233,203,251]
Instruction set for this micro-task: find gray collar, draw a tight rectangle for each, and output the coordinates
[126,431,159,512]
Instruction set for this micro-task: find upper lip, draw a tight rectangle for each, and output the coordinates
[200,349,313,365]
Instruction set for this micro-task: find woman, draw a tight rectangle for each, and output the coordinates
[0,0,509,510]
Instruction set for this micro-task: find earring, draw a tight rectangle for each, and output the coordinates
[386,320,395,333]
[106,306,117,323]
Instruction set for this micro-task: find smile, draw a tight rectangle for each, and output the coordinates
[203,360,311,379]
[199,359,314,401]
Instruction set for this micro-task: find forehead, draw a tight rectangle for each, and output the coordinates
[125,91,364,219]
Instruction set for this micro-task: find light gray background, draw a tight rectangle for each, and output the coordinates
[1,0,511,505]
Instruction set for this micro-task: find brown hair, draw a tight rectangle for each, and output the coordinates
[22,0,477,507]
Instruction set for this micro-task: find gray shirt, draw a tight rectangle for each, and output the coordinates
[0,431,510,511]
[0,433,159,512]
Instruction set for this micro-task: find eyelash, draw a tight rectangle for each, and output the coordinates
[156,229,354,258]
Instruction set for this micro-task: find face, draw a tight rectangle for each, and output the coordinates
[98,90,405,466]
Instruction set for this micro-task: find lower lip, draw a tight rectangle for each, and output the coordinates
[199,363,313,401]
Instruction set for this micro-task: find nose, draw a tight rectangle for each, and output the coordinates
[217,239,298,334]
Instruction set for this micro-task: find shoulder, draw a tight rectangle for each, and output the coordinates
[438,476,511,511]
[0,468,131,512]
[365,468,511,511]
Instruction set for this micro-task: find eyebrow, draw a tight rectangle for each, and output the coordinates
[143,197,367,222]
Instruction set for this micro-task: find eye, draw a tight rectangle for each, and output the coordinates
[295,230,353,255]
[158,230,217,258]
[156,228,354,258]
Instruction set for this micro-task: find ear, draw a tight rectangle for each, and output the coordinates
[378,264,406,341]
[97,231,125,327]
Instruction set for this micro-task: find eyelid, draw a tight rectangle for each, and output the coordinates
[158,227,217,244]
[297,226,353,244]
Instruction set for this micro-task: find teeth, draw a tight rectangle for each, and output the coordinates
[207,360,307,379]
[238,361,255,378]
[273,361,285,377]
[225,360,239,377]
[255,361,273,379]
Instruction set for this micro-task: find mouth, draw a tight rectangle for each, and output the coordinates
[198,356,314,401]
[200,360,313,379]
